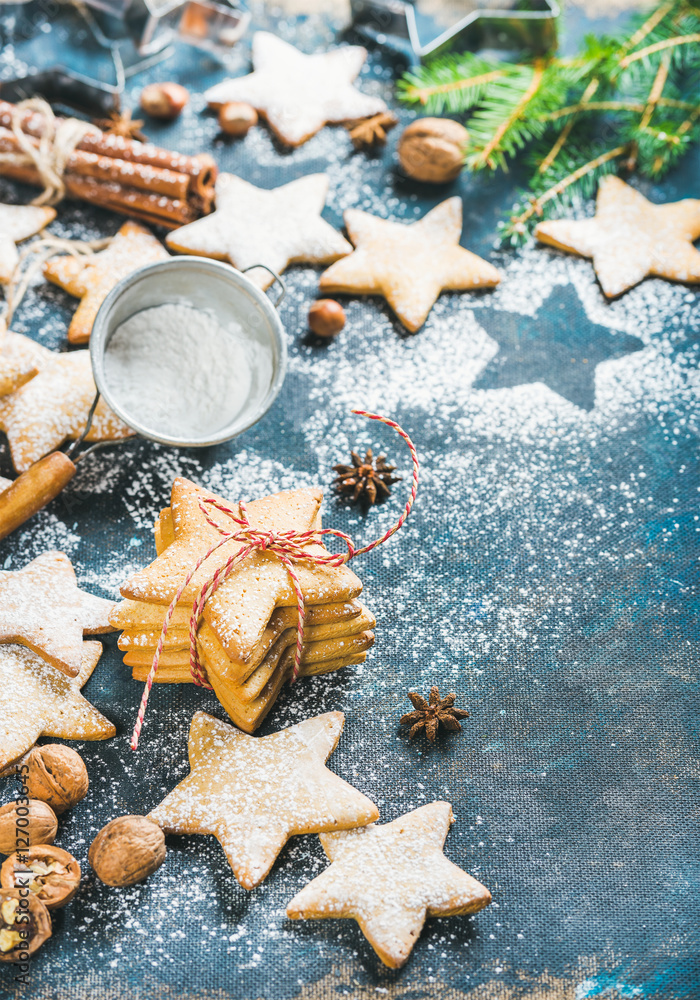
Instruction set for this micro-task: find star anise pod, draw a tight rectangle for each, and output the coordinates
[94,108,148,143]
[332,448,401,505]
[346,111,398,151]
[400,686,470,743]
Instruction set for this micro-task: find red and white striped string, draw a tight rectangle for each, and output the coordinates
[131,411,419,750]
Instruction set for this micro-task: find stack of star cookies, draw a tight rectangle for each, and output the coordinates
[110,478,375,732]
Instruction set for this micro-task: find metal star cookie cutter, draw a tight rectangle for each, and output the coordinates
[124,0,250,57]
[350,0,559,63]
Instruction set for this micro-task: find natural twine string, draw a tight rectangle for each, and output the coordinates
[131,411,420,750]
[1,234,112,332]
[0,98,101,207]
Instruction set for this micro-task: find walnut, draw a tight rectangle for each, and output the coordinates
[0,800,58,855]
[140,82,189,120]
[0,888,51,961]
[24,745,88,815]
[0,845,80,910]
[397,118,468,184]
[89,816,166,887]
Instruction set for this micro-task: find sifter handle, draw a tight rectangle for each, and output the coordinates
[0,452,77,541]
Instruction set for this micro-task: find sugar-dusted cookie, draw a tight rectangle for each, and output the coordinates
[0,552,115,677]
[204,32,387,147]
[120,479,362,666]
[319,198,501,332]
[43,221,169,344]
[535,175,700,298]
[0,349,134,471]
[287,801,491,968]
[0,641,116,770]
[0,332,52,398]
[166,174,351,290]
[148,710,379,888]
[0,204,56,284]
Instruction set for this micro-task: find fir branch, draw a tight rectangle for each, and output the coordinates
[639,53,670,128]
[619,0,677,55]
[468,61,547,171]
[538,78,600,174]
[397,55,509,116]
[619,32,700,69]
[399,66,505,111]
[504,144,632,240]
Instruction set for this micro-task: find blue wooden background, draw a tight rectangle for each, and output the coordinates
[0,2,698,998]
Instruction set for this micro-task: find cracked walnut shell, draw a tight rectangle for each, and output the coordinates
[1,845,81,910]
[0,800,57,855]
[0,888,51,961]
[89,816,166,887]
[398,118,468,184]
[24,745,88,815]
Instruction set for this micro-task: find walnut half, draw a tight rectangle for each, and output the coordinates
[0,888,51,961]
[1,845,81,910]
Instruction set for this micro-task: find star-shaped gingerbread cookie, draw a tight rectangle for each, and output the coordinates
[0,332,52,397]
[319,198,501,332]
[0,348,134,472]
[148,710,379,889]
[44,220,169,344]
[0,204,56,284]
[0,552,115,677]
[287,801,491,968]
[166,174,351,290]
[119,479,362,667]
[535,175,700,298]
[0,640,116,771]
[204,31,387,147]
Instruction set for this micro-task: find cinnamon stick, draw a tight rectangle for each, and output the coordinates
[0,127,192,201]
[65,175,198,228]
[0,158,196,228]
[0,101,217,194]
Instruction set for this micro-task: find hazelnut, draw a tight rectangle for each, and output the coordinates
[218,102,258,137]
[24,745,88,815]
[0,888,51,961]
[0,800,58,855]
[140,82,189,121]
[1,845,80,910]
[89,816,166,887]
[308,299,346,338]
[398,118,468,184]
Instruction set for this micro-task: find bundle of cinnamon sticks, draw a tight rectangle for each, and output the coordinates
[0,101,217,229]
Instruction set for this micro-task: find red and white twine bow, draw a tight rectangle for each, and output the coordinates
[131,411,419,749]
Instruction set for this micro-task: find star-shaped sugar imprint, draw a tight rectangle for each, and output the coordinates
[0,203,56,284]
[319,198,501,332]
[148,710,379,889]
[44,220,169,344]
[0,332,52,397]
[204,31,387,147]
[0,640,116,771]
[166,174,351,290]
[286,801,491,968]
[473,284,645,411]
[0,348,134,471]
[535,175,700,298]
[119,479,362,666]
[0,552,115,677]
